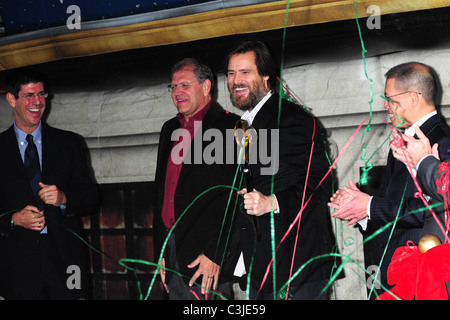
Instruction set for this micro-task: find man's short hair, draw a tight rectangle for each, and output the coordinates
[5,69,47,98]
[171,58,214,94]
[225,41,278,92]
[385,62,437,105]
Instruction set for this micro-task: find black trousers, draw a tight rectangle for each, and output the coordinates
[12,235,75,300]
[249,279,330,300]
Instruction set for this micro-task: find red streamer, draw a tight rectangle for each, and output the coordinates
[436,161,450,234]
[255,115,370,296]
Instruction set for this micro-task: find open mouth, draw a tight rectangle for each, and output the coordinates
[27,106,43,116]
[234,87,248,95]
[176,100,189,109]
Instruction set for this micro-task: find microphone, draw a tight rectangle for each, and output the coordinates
[242,164,261,241]
[243,167,254,191]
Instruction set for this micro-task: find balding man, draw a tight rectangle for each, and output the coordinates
[329,62,450,294]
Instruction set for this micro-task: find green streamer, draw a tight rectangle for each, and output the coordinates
[353,1,374,186]
[367,182,407,299]
[147,183,241,300]
[118,258,227,300]
[2,193,444,300]
[4,2,442,301]
[280,198,444,299]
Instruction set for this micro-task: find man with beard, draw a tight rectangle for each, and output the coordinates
[225,41,338,300]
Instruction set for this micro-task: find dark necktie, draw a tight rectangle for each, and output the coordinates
[25,134,43,210]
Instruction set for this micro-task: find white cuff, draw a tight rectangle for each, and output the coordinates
[357,196,373,231]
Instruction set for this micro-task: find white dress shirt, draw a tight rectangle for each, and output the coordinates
[234,91,281,277]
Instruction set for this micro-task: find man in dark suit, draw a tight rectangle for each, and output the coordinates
[225,41,337,300]
[329,62,450,295]
[390,126,450,243]
[153,58,240,300]
[0,69,100,299]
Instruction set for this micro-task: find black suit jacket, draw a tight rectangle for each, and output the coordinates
[417,157,447,201]
[0,123,100,299]
[153,102,240,285]
[238,93,337,293]
[368,114,450,289]
[416,139,450,243]
[416,137,450,203]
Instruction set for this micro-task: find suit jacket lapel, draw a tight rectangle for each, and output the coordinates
[41,123,58,182]
[389,115,441,172]
[251,93,281,131]
[159,118,181,183]
[417,114,441,138]
[4,126,24,169]
[177,102,221,182]
[200,101,221,131]
[4,125,36,203]
[41,124,49,180]
[382,114,444,196]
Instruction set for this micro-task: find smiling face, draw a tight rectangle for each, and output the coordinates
[226,51,270,111]
[7,82,46,134]
[170,66,211,120]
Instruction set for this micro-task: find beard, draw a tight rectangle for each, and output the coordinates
[229,80,269,111]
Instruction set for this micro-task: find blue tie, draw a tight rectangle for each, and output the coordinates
[25,134,43,211]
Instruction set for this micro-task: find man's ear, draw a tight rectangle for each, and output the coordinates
[263,75,270,91]
[202,79,212,97]
[410,91,422,108]
[6,92,16,109]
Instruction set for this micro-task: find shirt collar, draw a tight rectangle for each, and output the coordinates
[177,100,212,128]
[404,110,437,136]
[14,122,42,144]
[240,91,273,125]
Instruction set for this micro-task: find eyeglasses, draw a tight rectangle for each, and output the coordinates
[167,81,198,93]
[383,91,421,103]
[20,92,48,100]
